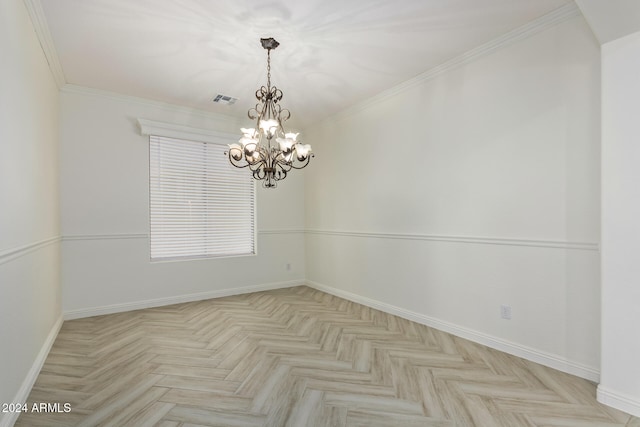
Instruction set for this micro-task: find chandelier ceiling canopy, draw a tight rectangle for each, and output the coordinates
[226,38,313,188]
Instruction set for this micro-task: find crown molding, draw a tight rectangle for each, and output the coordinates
[318,2,582,128]
[61,84,243,126]
[24,0,580,131]
[22,0,66,88]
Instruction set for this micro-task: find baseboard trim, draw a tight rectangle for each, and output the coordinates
[306,280,600,382]
[597,385,640,418]
[63,280,303,320]
[0,315,63,427]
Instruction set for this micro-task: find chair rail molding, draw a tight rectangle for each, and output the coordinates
[0,236,61,266]
[61,229,304,242]
[305,229,599,251]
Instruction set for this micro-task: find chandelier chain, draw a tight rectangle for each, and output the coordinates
[267,49,271,89]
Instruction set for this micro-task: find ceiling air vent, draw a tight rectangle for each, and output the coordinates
[212,94,238,105]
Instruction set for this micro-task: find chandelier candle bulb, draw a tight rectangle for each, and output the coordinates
[225,37,313,188]
[259,119,279,135]
[295,144,312,159]
[276,132,298,152]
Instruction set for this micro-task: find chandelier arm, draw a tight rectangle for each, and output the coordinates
[279,108,290,124]
[247,160,263,172]
[273,163,288,181]
[289,153,314,169]
[270,87,283,104]
[263,177,276,188]
[274,156,293,172]
[226,148,252,169]
[268,99,278,122]
[228,160,252,169]
[248,101,263,120]
[245,146,267,171]
[252,164,267,180]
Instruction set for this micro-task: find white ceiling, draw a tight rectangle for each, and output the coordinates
[39,0,572,127]
[575,0,640,44]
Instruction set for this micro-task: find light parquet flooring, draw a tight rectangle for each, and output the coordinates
[16,286,639,426]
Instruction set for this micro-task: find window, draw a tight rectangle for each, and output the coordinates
[149,135,255,261]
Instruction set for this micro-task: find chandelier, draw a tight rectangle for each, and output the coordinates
[226,38,313,188]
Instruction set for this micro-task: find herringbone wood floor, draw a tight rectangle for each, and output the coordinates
[16,286,639,427]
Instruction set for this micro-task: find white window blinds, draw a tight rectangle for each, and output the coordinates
[149,135,255,261]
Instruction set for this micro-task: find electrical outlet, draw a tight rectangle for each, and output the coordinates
[500,305,512,320]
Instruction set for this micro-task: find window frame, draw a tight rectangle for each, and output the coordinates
[139,119,257,262]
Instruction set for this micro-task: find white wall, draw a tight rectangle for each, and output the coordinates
[599,30,640,417]
[0,0,61,421]
[304,16,602,378]
[59,88,305,315]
